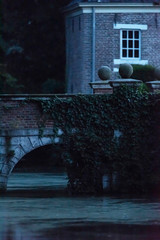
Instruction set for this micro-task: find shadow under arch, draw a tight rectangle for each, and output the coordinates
[8,135,55,175]
[7,143,67,193]
[14,143,64,172]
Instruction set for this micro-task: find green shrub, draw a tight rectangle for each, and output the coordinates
[131,64,155,83]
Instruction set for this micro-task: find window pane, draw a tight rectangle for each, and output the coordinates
[134,31,139,39]
[135,40,139,48]
[121,30,140,59]
[129,50,133,57]
[129,31,133,38]
[129,40,133,48]
[123,49,127,57]
[123,31,127,38]
[135,50,139,58]
[123,40,127,48]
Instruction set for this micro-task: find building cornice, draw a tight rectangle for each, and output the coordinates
[79,2,153,7]
[64,2,160,15]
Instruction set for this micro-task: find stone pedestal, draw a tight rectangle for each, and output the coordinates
[0,175,8,192]
[109,79,142,91]
[146,81,160,93]
[89,81,113,94]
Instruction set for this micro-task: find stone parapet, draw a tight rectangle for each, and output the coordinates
[89,81,113,94]
[109,79,142,87]
[146,81,160,93]
[109,79,142,92]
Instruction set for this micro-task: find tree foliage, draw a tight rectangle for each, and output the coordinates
[1,0,71,93]
[131,64,155,83]
[0,71,23,93]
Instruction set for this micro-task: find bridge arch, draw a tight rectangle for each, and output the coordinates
[0,129,62,192]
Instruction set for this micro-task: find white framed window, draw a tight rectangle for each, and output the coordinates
[120,30,141,59]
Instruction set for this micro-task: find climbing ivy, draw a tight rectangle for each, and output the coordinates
[32,86,160,194]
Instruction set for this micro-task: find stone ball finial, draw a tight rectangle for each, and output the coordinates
[154,67,160,80]
[119,63,133,79]
[98,66,111,81]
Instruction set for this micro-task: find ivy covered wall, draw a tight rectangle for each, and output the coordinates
[39,86,160,194]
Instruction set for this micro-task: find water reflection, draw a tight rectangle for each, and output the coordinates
[2,222,160,240]
[1,224,38,240]
[7,172,68,191]
[1,173,160,240]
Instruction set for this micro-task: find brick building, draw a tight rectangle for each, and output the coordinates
[64,0,160,93]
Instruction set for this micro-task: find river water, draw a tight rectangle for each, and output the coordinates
[1,173,160,240]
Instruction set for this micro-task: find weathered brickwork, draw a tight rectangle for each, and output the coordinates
[95,13,116,80]
[65,5,160,94]
[0,99,53,130]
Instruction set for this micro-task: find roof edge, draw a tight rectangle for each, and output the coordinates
[79,2,154,7]
[63,1,159,14]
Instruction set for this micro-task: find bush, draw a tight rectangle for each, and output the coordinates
[131,64,155,83]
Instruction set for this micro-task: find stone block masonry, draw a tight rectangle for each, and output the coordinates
[0,94,68,192]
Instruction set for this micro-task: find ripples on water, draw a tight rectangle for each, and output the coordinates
[1,173,160,240]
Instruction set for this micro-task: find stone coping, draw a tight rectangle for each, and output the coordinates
[0,94,80,100]
[89,81,112,89]
[146,81,160,90]
[109,79,142,87]
[146,81,160,85]
[89,81,110,85]
[0,128,55,137]
[109,79,142,83]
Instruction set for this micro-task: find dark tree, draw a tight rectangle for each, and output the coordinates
[1,0,71,93]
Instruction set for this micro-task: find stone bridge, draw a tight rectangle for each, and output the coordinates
[0,94,70,192]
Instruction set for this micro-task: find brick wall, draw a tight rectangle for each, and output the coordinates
[66,13,93,94]
[66,10,160,93]
[95,13,160,81]
[0,98,53,130]
[95,13,116,80]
